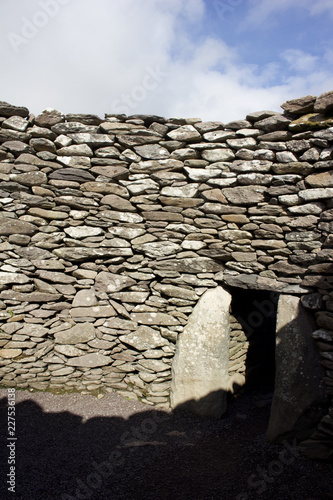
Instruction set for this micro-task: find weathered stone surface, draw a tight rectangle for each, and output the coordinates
[230,160,272,173]
[94,272,136,293]
[134,144,169,159]
[0,272,30,285]
[305,171,333,188]
[49,168,95,183]
[64,226,104,238]
[135,241,181,258]
[72,289,98,307]
[70,305,116,318]
[57,144,93,157]
[0,348,22,358]
[154,284,197,301]
[167,125,201,142]
[171,287,231,418]
[67,353,111,367]
[55,345,85,357]
[0,101,29,118]
[222,185,266,205]
[0,218,37,236]
[68,133,113,147]
[281,95,316,115]
[161,184,199,198]
[299,188,333,201]
[53,247,132,261]
[54,323,96,345]
[272,162,313,175]
[314,90,333,113]
[201,149,235,162]
[130,312,179,326]
[151,257,224,274]
[256,115,290,132]
[120,326,168,351]
[267,295,326,442]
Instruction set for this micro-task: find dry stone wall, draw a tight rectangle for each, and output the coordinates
[0,92,333,456]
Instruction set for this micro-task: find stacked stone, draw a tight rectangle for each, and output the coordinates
[0,91,332,424]
[228,315,248,379]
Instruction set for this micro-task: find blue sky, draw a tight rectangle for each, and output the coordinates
[0,0,332,122]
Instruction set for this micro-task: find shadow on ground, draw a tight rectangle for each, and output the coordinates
[0,388,332,500]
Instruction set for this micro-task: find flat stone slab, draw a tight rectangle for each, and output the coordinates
[67,353,111,368]
[54,323,96,345]
[171,286,231,418]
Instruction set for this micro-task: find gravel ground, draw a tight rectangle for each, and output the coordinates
[0,387,332,500]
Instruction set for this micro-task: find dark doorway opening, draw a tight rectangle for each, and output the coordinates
[230,287,278,393]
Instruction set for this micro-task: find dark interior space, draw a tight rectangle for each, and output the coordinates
[230,287,279,394]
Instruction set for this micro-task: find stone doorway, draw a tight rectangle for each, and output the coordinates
[228,287,278,395]
[171,286,326,442]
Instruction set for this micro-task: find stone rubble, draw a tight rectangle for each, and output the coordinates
[0,92,332,458]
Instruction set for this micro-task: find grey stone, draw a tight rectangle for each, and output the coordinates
[30,138,56,153]
[57,144,93,157]
[256,115,290,131]
[222,185,266,205]
[70,305,116,318]
[95,272,136,293]
[64,226,104,239]
[314,90,333,113]
[0,272,30,285]
[134,144,170,159]
[101,195,135,212]
[48,168,95,183]
[267,295,326,442]
[161,184,199,198]
[281,95,316,115]
[120,326,168,351]
[201,149,235,162]
[81,182,129,197]
[72,289,98,307]
[227,137,257,150]
[135,241,181,258]
[154,284,197,301]
[53,247,132,262]
[230,160,272,173]
[54,345,85,357]
[2,116,29,132]
[203,130,236,142]
[54,323,96,345]
[151,257,224,274]
[67,353,111,368]
[0,218,37,236]
[167,125,201,142]
[299,188,333,201]
[130,312,179,326]
[67,133,113,147]
[0,101,29,118]
[138,359,171,372]
[171,286,231,418]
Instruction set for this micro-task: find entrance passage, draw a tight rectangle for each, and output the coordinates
[229,288,278,392]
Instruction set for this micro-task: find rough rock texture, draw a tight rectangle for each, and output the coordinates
[267,295,327,443]
[170,287,231,417]
[0,92,333,459]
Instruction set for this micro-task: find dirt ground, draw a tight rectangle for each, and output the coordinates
[0,387,332,500]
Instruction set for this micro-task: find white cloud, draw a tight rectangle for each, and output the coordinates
[245,0,333,26]
[0,0,332,123]
[281,49,319,73]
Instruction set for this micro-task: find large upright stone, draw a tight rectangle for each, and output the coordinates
[171,286,231,418]
[267,295,326,442]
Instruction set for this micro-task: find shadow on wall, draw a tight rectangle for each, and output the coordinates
[0,392,332,500]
